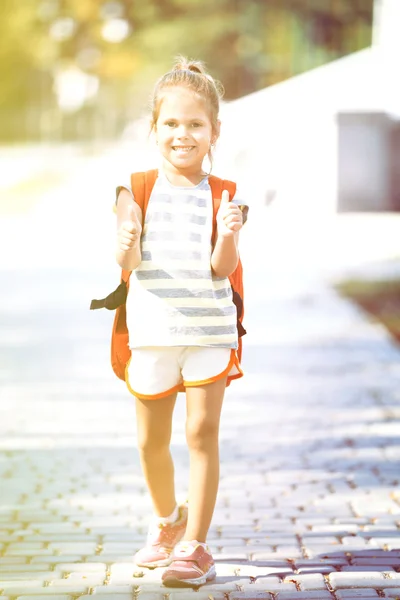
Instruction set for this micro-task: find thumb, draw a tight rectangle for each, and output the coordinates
[127,204,136,222]
[221,189,230,203]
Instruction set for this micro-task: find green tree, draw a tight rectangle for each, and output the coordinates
[0,0,374,140]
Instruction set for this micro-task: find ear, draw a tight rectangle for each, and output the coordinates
[212,119,221,144]
[151,121,158,144]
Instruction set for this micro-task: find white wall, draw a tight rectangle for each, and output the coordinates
[337,113,392,211]
[214,48,391,216]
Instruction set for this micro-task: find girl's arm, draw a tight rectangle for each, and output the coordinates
[116,188,143,271]
[211,232,240,278]
[211,190,248,277]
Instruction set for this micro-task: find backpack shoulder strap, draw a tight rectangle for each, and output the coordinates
[121,169,158,283]
[208,175,236,247]
[130,169,158,214]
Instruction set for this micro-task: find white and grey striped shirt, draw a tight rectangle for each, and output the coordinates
[120,172,239,349]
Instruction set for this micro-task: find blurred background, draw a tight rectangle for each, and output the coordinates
[0,0,399,373]
[1,0,399,214]
[0,0,375,143]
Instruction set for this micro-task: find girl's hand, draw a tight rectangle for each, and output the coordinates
[118,205,142,252]
[216,189,243,238]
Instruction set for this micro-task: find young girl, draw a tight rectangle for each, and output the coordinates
[115,57,246,588]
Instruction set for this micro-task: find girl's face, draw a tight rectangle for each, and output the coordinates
[155,87,218,177]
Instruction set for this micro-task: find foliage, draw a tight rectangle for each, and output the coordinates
[335,275,400,344]
[0,0,374,139]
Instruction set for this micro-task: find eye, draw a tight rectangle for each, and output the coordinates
[165,121,176,128]
[191,122,202,128]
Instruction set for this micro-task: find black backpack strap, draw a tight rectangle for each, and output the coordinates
[90,281,128,310]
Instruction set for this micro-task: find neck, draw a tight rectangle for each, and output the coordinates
[162,163,207,187]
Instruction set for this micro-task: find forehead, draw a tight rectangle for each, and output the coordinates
[157,87,211,120]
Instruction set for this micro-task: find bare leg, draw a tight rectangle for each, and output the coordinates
[135,392,178,517]
[183,378,226,542]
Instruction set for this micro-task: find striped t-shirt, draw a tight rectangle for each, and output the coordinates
[121,172,239,349]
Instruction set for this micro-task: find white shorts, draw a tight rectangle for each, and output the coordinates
[125,346,242,400]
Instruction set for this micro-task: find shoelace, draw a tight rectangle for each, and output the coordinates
[175,541,208,556]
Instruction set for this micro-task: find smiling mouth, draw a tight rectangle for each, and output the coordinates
[172,146,194,152]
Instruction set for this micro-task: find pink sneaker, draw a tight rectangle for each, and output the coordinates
[162,540,216,587]
[134,505,188,568]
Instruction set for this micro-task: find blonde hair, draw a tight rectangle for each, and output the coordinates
[150,56,224,145]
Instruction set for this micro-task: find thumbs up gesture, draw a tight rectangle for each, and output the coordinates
[216,189,243,238]
[118,204,142,252]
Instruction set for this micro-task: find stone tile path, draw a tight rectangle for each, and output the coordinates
[1,151,399,599]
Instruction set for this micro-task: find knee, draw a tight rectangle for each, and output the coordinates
[137,433,170,457]
[186,418,219,451]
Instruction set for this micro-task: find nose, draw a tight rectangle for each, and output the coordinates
[176,124,189,139]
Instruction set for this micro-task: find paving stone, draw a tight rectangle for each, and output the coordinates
[58,574,105,585]
[228,565,293,577]
[76,596,133,600]
[310,524,360,534]
[275,593,332,599]
[6,586,89,595]
[112,568,161,584]
[0,581,44,591]
[296,564,337,574]
[329,572,400,589]
[47,543,97,554]
[204,578,248,591]
[212,541,249,552]
[20,535,98,544]
[251,579,297,592]
[341,565,395,572]
[383,589,400,598]
[212,538,247,547]
[371,539,400,549]
[55,562,107,574]
[0,557,28,565]
[0,565,52,573]
[363,529,400,537]
[92,585,135,593]
[303,536,342,546]
[295,558,349,568]
[82,554,136,562]
[335,589,380,598]
[264,547,303,558]
[249,537,298,546]
[15,597,73,600]
[101,533,143,542]
[213,551,249,560]
[352,558,400,567]
[342,537,370,547]
[0,572,55,582]
[4,543,47,553]
[169,593,228,599]
[109,563,138,574]
[133,595,169,600]
[350,551,400,559]
[284,573,327,590]
[228,593,270,599]
[30,556,83,564]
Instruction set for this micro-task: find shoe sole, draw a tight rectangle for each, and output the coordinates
[162,564,216,587]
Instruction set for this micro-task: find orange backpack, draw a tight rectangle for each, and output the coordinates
[91,169,246,388]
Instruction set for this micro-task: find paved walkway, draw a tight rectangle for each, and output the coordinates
[1,148,400,599]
